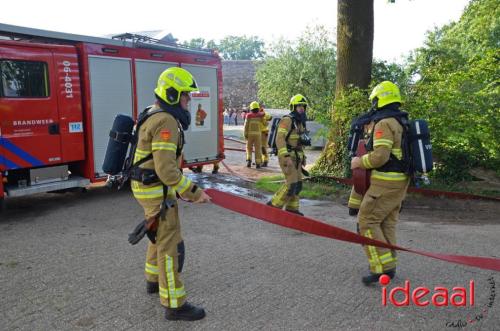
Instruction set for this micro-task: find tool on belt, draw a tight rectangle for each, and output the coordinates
[128,198,177,245]
[128,215,159,245]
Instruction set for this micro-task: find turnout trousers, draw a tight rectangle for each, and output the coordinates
[261,132,269,163]
[246,133,262,165]
[358,182,408,274]
[140,191,186,309]
[271,153,303,212]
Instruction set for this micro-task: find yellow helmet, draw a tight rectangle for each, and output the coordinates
[154,67,199,105]
[289,94,308,110]
[249,101,260,111]
[369,81,401,109]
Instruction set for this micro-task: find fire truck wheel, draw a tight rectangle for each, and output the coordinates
[0,198,5,212]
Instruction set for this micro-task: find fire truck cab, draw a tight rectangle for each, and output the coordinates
[0,23,224,209]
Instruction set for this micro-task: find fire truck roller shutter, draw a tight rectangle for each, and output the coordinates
[134,60,176,112]
[88,56,133,177]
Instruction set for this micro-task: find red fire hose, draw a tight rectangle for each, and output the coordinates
[206,189,500,272]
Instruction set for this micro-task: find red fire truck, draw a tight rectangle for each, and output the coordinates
[0,23,224,209]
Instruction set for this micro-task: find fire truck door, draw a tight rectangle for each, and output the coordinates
[0,45,61,170]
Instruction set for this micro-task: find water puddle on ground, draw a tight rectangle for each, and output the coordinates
[186,172,325,207]
[186,173,268,200]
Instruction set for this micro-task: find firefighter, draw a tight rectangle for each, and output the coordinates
[350,81,410,285]
[131,67,211,321]
[267,94,310,216]
[244,101,264,168]
[260,106,273,167]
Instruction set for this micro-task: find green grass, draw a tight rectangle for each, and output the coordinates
[255,175,350,200]
[256,175,500,201]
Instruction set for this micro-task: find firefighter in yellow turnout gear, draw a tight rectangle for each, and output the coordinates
[351,81,410,285]
[244,101,264,168]
[131,67,211,321]
[260,107,272,167]
[267,94,310,216]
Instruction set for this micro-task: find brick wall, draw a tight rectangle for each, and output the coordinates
[222,60,258,110]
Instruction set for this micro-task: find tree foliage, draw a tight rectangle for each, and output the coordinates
[217,35,265,60]
[183,35,265,60]
[405,0,500,180]
[182,38,217,50]
[315,0,499,181]
[255,25,337,121]
[181,0,498,184]
[312,60,411,177]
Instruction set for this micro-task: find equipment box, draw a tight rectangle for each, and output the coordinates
[30,165,69,185]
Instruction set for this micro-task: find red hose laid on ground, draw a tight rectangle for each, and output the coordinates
[225,147,247,152]
[220,161,256,183]
[224,136,246,145]
[309,175,499,202]
[407,186,500,202]
[206,189,500,272]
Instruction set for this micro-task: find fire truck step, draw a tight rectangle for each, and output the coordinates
[5,177,90,197]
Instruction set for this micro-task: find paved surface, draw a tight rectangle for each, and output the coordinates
[0,128,499,330]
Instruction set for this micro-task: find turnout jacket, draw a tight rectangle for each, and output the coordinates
[131,105,202,208]
[359,117,409,188]
[244,112,264,138]
[276,116,306,161]
[260,111,272,133]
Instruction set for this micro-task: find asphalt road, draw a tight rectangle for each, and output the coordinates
[0,129,499,330]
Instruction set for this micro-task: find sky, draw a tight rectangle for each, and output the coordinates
[0,0,470,62]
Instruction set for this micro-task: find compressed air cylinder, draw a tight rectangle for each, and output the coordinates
[102,114,135,175]
[268,117,281,155]
[409,119,433,173]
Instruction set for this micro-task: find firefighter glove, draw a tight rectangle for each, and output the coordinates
[128,220,157,245]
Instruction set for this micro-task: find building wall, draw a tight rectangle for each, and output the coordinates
[222,60,258,110]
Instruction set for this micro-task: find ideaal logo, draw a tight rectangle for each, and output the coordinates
[379,275,496,328]
[446,276,496,329]
[379,275,475,307]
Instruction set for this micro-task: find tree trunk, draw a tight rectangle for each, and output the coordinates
[313,0,373,176]
[335,0,374,95]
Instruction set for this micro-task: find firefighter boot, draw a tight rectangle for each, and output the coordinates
[349,208,359,216]
[262,161,268,167]
[362,268,396,286]
[212,164,219,174]
[165,302,206,321]
[256,164,261,169]
[266,200,280,209]
[146,281,159,294]
[247,160,251,168]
